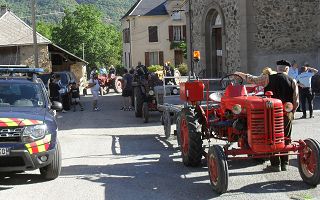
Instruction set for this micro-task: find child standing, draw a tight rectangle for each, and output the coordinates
[70,82,84,112]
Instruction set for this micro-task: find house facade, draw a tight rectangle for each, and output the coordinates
[0,6,88,86]
[186,0,320,77]
[121,0,187,69]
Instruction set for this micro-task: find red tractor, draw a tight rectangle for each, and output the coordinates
[98,73,122,94]
[177,74,320,194]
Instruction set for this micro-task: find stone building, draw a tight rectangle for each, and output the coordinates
[186,0,320,77]
[0,6,88,86]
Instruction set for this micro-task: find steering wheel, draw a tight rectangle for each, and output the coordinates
[220,74,244,90]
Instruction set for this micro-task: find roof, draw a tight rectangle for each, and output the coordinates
[122,0,168,20]
[0,11,51,46]
[0,10,88,64]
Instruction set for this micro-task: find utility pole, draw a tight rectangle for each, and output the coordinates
[82,43,85,60]
[31,0,39,68]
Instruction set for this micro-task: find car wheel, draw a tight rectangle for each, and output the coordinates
[40,138,62,180]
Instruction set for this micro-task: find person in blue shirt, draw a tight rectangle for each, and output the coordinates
[288,60,299,80]
[296,63,318,118]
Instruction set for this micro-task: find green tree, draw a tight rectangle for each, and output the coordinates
[52,5,122,69]
[37,21,56,40]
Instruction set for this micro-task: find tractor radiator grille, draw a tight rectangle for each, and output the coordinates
[250,106,284,145]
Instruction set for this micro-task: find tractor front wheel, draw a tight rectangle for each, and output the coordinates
[207,145,229,194]
[177,108,202,167]
[298,139,320,186]
[163,110,171,139]
[134,87,143,117]
[142,102,149,123]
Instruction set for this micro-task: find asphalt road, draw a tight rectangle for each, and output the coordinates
[0,94,320,200]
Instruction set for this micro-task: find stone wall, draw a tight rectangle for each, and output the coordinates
[252,0,320,53]
[20,45,52,72]
[190,0,241,74]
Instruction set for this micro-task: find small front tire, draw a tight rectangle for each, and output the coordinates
[207,145,229,194]
[298,138,320,186]
[142,102,149,123]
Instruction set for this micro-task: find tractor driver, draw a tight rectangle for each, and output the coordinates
[235,60,299,172]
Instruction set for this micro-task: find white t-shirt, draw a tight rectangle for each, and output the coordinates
[296,72,314,88]
[89,78,100,92]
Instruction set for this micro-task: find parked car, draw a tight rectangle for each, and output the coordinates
[0,66,62,180]
[39,71,77,110]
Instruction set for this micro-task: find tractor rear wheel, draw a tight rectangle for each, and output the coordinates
[207,145,229,194]
[114,76,123,93]
[134,87,143,117]
[142,102,149,123]
[298,138,320,186]
[178,108,202,167]
[163,110,171,139]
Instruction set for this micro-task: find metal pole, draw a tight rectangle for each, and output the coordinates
[82,43,85,60]
[31,0,39,68]
[188,0,193,76]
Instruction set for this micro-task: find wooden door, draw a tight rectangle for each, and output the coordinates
[174,50,183,66]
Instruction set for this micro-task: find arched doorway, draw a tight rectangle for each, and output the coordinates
[204,9,224,78]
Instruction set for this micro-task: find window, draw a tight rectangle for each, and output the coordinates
[171,11,181,21]
[148,26,158,42]
[149,52,159,66]
[145,51,163,67]
[123,28,130,43]
[173,26,182,41]
[169,25,186,41]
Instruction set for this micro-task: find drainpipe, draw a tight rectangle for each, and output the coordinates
[188,0,193,75]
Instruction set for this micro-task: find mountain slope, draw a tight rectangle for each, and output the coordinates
[0,0,136,25]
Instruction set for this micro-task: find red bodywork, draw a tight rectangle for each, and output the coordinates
[180,81,305,158]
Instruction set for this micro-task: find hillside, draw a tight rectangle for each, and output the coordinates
[0,0,136,25]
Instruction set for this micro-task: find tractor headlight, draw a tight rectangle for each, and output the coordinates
[149,90,155,96]
[173,88,178,95]
[284,102,293,113]
[22,124,47,142]
[232,104,242,115]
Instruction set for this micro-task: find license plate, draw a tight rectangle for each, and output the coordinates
[0,148,10,156]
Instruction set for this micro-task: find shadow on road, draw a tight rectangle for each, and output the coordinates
[57,95,163,131]
[60,134,218,200]
[0,172,46,186]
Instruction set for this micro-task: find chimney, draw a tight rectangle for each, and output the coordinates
[0,5,8,16]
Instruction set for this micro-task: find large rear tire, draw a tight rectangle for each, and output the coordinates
[114,77,123,93]
[298,139,320,186]
[142,102,149,123]
[40,139,62,180]
[208,145,229,194]
[178,107,203,167]
[134,87,143,118]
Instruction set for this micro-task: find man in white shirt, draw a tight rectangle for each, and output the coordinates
[296,64,318,118]
[87,72,101,111]
[288,60,299,80]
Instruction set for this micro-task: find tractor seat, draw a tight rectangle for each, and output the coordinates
[209,91,224,103]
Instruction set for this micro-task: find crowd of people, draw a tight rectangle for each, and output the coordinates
[48,73,83,113]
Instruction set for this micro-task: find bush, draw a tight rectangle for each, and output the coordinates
[147,65,163,73]
[177,63,188,76]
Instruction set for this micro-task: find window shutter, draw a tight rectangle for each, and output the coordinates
[159,51,164,66]
[169,26,173,42]
[182,25,186,40]
[145,52,150,67]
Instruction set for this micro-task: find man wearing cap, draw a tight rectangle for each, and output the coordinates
[296,63,318,118]
[235,60,299,172]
